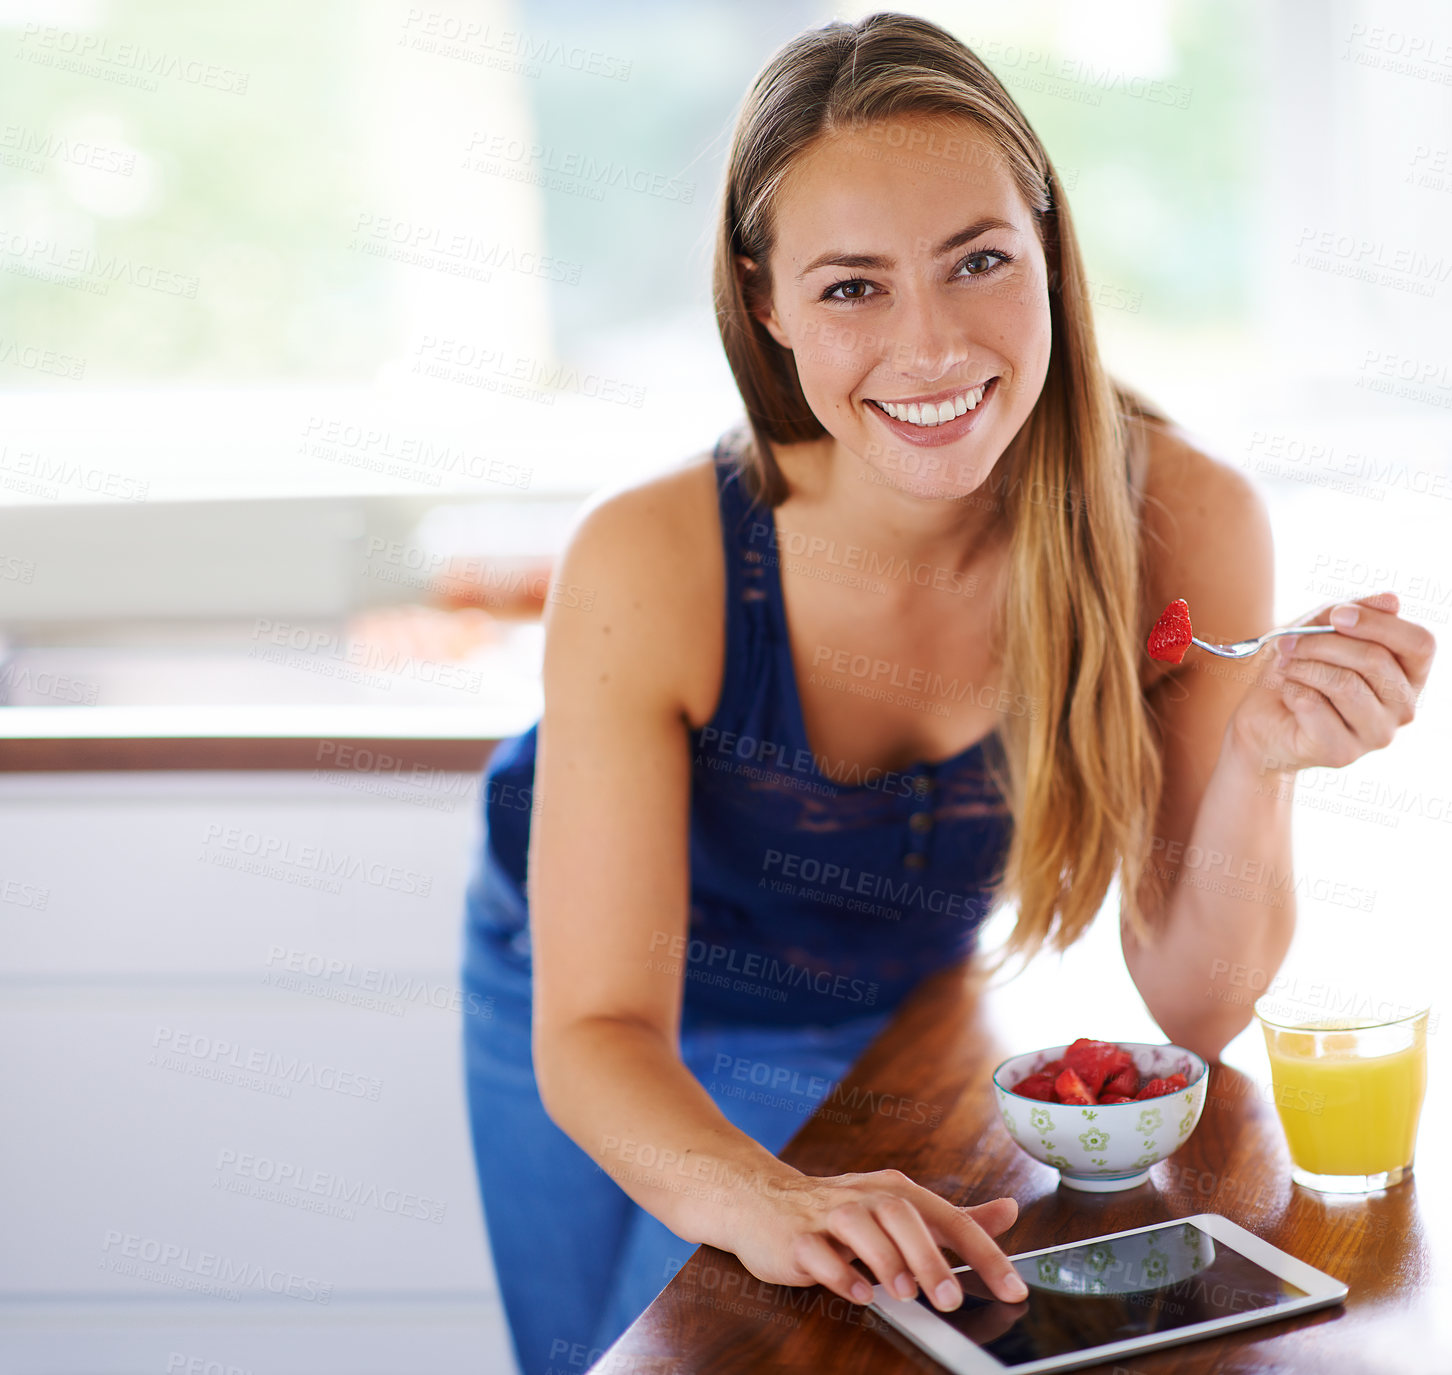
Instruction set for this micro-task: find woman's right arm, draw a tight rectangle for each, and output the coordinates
[529,468,1028,1310]
[528,469,785,1234]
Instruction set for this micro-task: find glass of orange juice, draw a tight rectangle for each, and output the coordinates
[1254,996,1430,1193]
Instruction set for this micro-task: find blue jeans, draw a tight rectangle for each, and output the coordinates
[461,923,894,1375]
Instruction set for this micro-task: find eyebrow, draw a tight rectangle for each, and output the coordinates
[795,217,1019,280]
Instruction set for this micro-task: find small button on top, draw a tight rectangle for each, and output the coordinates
[908,811,934,834]
[903,852,927,871]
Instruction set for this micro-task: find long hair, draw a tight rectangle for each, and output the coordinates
[710,12,1165,966]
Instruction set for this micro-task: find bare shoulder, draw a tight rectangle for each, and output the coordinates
[1132,415,1274,689]
[545,446,727,728]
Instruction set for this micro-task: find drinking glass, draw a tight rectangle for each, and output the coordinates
[1254,997,1430,1194]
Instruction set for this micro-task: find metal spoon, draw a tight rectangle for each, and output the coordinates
[1191,624,1338,660]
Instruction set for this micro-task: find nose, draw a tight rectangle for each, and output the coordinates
[888,282,969,385]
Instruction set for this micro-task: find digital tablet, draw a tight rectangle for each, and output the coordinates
[868,1213,1347,1374]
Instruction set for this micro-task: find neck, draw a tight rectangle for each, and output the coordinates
[771,433,1011,576]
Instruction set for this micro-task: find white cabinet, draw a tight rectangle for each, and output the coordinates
[0,770,519,1375]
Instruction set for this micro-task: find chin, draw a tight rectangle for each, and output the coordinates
[856,436,1004,504]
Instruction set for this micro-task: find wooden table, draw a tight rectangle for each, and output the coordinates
[592,960,1443,1374]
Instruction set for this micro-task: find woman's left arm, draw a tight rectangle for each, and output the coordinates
[1119,431,1436,1064]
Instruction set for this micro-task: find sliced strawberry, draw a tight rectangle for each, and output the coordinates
[1134,1073,1192,1101]
[1038,1057,1067,1077]
[1054,1068,1095,1105]
[1010,1071,1058,1102]
[1063,1039,1132,1096]
[1101,1064,1140,1100]
[1062,1038,1105,1065]
[1061,1039,1105,1085]
[1099,1094,1133,1104]
[1133,1078,1171,1100]
[1148,599,1194,664]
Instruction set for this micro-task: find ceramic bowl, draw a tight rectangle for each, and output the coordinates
[992,1042,1209,1192]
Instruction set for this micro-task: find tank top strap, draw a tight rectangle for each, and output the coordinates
[712,420,775,580]
[701,421,784,743]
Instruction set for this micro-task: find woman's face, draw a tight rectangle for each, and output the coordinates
[744,115,1053,500]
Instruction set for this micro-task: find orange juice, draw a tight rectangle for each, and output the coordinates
[1266,1024,1428,1177]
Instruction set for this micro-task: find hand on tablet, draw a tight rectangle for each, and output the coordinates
[725,1167,1029,1310]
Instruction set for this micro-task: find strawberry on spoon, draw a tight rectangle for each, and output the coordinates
[1147,598,1337,662]
[1147,598,1194,663]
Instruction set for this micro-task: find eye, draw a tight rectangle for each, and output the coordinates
[820,248,1015,305]
[821,277,878,304]
[956,248,1013,277]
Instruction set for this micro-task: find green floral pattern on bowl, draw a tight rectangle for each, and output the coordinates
[1078,1127,1110,1152]
[992,1041,1209,1192]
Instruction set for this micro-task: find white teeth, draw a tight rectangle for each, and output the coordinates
[875,383,989,427]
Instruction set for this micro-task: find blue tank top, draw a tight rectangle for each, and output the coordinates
[465,421,1015,1028]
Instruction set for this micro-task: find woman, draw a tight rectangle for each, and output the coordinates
[460,14,1435,1373]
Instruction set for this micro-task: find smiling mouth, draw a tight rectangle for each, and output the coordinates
[866,379,996,427]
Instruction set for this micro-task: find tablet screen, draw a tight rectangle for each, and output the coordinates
[915,1221,1309,1365]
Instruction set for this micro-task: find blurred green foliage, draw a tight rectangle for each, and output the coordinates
[0,0,1257,386]
[0,0,393,383]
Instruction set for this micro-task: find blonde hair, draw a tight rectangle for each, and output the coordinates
[711,12,1165,966]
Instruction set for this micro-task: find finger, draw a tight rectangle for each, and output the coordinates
[799,1232,866,1274]
[1325,598,1436,692]
[1280,679,1360,767]
[916,1191,1028,1303]
[824,1202,916,1302]
[1280,656,1394,749]
[1279,632,1417,720]
[959,1196,1019,1239]
[1293,592,1435,689]
[822,1235,856,1262]
[872,1195,988,1312]
[790,1229,878,1306]
[924,1200,1021,1278]
[1291,590,1399,629]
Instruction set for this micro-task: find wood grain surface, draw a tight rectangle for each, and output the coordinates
[591,960,1440,1375]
